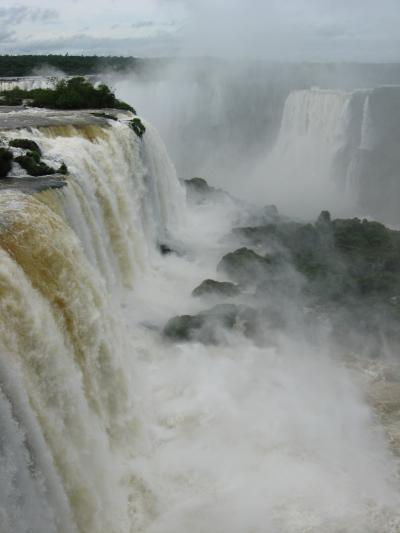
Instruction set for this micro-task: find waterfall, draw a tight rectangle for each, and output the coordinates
[0,109,399,532]
[254,88,373,218]
[0,117,187,532]
[258,85,400,224]
[0,77,58,92]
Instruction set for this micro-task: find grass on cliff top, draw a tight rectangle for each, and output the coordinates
[0,77,135,113]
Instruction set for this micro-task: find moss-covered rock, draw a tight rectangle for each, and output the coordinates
[233,212,400,304]
[217,247,273,285]
[15,152,55,177]
[164,304,257,344]
[0,147,13,178]
[163,314,205,342]
[130,117,146,138]
[57,162,68,175]
[9,139,42,156]
[192,279,240,298]
[185,177,210,192]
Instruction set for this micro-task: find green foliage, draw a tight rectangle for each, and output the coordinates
[0,88,26,105]
[91,112,118,121]
[0,77,135,112]
[0,147,13,178]
[15,152,55,176]
[9,138,42,156]
[57,162,68,175]
[129,117,146,138]
[233,211,400,302]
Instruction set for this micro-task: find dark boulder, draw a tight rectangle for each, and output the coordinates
[130,117,146,138]
[15,152,55,177]
[217,247,273,285]
[0,147,13,178]
[9,138,42,156]
[164,303,257,344]
[192,279,240,298]
[184,177,229,204]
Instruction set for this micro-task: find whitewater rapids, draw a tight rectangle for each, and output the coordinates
[0,115,399,532]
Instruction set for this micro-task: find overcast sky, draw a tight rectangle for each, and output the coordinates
[1,0,400,61]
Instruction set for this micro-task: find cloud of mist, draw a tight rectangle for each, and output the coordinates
[168,0,400,62]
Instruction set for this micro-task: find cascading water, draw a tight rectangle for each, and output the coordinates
[251,88,364,218]
[0,76,100,93]
[0,77,58,92]
[252,85,400,224]
[0,107,399,533]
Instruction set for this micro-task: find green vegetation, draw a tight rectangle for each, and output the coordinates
[0,148,13,178]
[0,77,135,112]
[15,152,55,176]
[91,112,118,121]
[218,247,274,285]
[192,279,240,298]
[129,117,146,138]
[233,212,400,302]
[58,162,68,175]
[9,138,41,155]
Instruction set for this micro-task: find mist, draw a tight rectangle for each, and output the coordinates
[111,59,400,222]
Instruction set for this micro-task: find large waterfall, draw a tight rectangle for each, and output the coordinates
[1,109,400,533]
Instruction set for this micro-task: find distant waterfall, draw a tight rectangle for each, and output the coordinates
[261,86,400,224]
[256,88,373,218]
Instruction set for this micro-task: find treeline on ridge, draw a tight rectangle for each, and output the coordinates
[0,55,165,77]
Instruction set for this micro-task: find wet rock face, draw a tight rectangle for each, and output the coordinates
[0,147,13,178]
[192,279,240,298]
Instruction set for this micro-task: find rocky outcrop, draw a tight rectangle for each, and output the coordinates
[192,279,240,298]
[164,304,257,344]
[0,147,13,178]
[217,247,274,285]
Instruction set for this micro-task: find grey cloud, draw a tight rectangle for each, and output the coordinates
[3,31,180,56]
[0,29,15,43]
[0,6,58,25]
[131,21,155,29]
